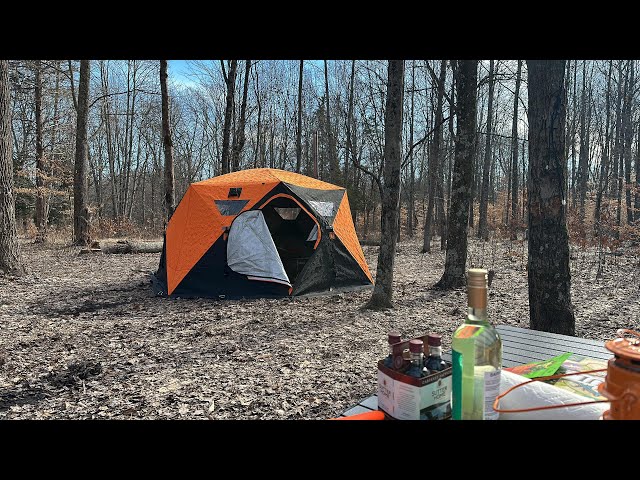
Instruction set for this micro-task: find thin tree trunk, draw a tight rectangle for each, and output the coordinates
[296,60,304,173]
[324,60,339,184]
[595,61,613,235]
[436,60,478,289]
[577,61,589,223]
[527,60,575,335]
[623,61,634,225]
[510,60,522,236]
[34,60,47,243]
[423,60,446,253]
[0,60,23,274]
[221,60,238,175]
[636,120,640,222]
[231,60,251,172]
[365,60,404,310]
[160,60,175,222]
[478,59,495,240]
[406,61,415,237]
[73,60,91,246]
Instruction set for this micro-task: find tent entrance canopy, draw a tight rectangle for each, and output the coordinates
[260,194,319,284]
[226,210,291,287]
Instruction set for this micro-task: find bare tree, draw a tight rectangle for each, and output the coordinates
[478,59,495,241]
[221,60,238,175]
[231,60,251,172]
[435,60,478,289]
[296,60,303,173]
[527,60,575,335]
[365,60,404,310]
[34,60,47,243]
[324,60,340,184]
[160,60,175,222]
[73,60,91,246]
[0,60,24,274]
[423,60,446,253]
[509,60,522,233]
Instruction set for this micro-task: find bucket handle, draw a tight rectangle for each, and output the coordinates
[493,368,609,414]
[616,329,640,344]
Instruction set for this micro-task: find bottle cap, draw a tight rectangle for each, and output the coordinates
[467,268,488,288]
[409,339,424,353]
[427,333,442,347]
[467,268,488,308]
[387,332,401,344]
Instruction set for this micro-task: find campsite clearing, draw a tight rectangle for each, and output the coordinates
[0,237,638,419]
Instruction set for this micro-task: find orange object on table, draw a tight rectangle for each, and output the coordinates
[330,410,385,420]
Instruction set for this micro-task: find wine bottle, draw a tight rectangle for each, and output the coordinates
[383,332,402,369]
[451,268,502,420]
[405,339,425,378]
[424,333,447,374]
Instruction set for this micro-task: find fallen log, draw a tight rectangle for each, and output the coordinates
[101,240,163,254]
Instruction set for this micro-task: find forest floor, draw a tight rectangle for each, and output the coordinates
[0,235,638,420]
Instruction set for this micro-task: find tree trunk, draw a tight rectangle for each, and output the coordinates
[510,60,522,236]
[577,61,589,223]
[406,61,415,237]
[595,61,613,235]
[435,60,478,289]
[296,60,304,173]
[636,121,640,222]
[73,60,91,246]
[324,60,340,184]
[423,60,446,253]
[478,59,495,241]
[221,60,238,175]
[526,60,575,336]
[34,60,47,243]
[160,60,175,223]
[365,60,404,310]
[0,60,23,274]
[231,60,251,172]
[623,61,634,225]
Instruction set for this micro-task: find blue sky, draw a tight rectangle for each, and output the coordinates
[168,60,191,83]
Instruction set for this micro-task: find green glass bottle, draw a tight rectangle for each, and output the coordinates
[451,268,502,420]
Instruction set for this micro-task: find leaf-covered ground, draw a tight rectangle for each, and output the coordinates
[0,237,638,420]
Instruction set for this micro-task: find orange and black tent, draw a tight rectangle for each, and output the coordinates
[152,168,373,298]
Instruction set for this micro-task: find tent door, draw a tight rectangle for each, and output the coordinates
[226,210,291,287]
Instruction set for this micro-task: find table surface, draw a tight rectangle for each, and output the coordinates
[339,324,612,418]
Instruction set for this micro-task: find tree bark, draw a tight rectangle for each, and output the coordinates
[423,60,446,252]
[160,60,175,223]
[623,61,634,225]
[595,61,613,235]
[221,60,238,175]
[406,61,415,237]
[510,60,522,235]
[34,60,47,243]
[435,60,478,289]
[73,60,91,246]
[296,60,304,173]
[231,60,251,172]
[478,59,495,241]
[0,60,24,274]
[577,61,589,223]
[526,60,575,335]
[365,60,404,310]
[324,60,340,184]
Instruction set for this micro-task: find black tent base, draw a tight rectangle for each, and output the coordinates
[150,272,372,300]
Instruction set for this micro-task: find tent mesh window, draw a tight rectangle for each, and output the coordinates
[274,207,301,220]
[308,200,334,217]
[214,199,249,216]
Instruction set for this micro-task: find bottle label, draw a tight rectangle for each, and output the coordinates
[451,350,462,420]
[483,369,501,420]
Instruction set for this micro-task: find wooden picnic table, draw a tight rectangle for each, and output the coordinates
[339,324,612,418]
